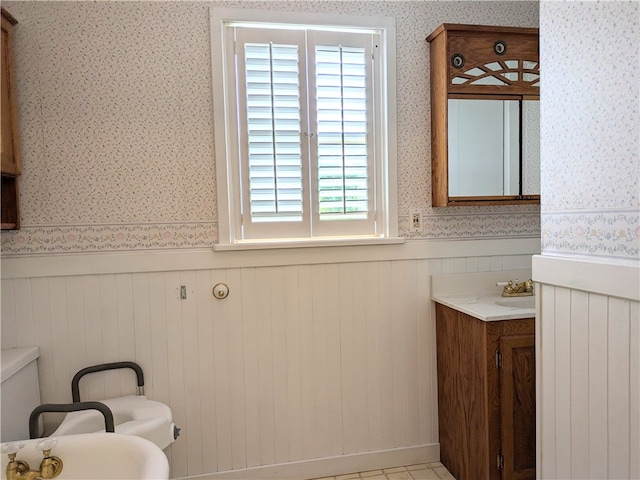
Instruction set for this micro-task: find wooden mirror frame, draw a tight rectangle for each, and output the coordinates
[427,23,540,207]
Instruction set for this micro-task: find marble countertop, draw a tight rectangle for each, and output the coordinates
[431,269,536,322]
[431,293,535,321]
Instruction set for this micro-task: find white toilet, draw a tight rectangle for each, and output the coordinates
[1,347,42,442]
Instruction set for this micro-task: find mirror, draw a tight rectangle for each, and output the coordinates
[447,98,539,198]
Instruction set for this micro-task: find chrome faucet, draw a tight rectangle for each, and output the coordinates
[2,439,63,480]
[497,279,534,297]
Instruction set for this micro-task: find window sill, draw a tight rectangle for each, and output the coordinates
[212,236,405,251]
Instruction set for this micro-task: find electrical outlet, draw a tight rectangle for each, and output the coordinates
[410,210,422,232]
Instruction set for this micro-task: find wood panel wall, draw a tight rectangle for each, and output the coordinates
[1,251,533,478]
[536,282,640,479]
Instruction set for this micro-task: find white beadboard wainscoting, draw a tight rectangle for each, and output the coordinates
[533,255,640,480]
[1,239,538,479]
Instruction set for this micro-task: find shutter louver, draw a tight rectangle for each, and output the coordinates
[245,42,303,222]
[315,45,369,220]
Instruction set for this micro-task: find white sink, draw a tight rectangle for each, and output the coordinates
[1,432,169,479]
[495,296,535,309]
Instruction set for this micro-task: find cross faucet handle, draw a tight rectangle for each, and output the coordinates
[1,442,25,455]
[36,438,58,453]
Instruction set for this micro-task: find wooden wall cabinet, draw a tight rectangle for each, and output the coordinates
[435,303,535,480]
[1,8,20,229]
[427,24,540,207]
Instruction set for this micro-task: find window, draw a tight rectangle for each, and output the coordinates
[211,8,398,248]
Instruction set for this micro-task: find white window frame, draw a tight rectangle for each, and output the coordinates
[210,7,399,249]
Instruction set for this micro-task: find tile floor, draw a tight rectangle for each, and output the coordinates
[309,462,455,480]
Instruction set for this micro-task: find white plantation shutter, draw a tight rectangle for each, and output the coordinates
[235,28,309,239]
[309,31,375,236]
[230,25,382,241]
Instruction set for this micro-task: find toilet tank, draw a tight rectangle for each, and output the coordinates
[1,346,41,442]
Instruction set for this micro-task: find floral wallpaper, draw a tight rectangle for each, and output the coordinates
[540,0,639,261]
[1,0,540,256]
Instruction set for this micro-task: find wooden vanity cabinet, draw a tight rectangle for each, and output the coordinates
[1,8,21,229]
[435,303,535,480]
[427,24,540,207]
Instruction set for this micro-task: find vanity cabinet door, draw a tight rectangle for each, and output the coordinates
[499,334,536,480]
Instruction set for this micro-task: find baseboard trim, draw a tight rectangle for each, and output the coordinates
[172,444,440,480]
